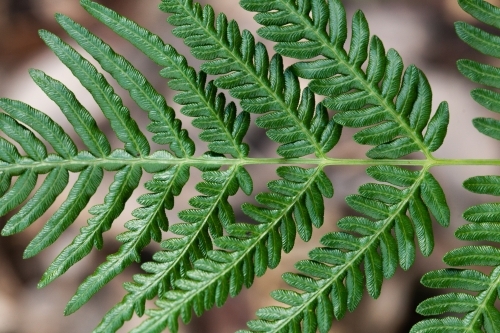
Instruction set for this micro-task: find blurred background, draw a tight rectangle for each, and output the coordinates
[0,0,499,332]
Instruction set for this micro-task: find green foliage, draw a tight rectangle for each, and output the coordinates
[411,1,500,332]
[0,0,499,332]
[240,0,449,160]
[236,166,449,333]
[160,0,342,159]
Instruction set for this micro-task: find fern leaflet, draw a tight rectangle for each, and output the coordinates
[240,0,449,159]
[132,166,333,333]
[160,0,342,158]
[413,1,500,331]
[241,166,449,333]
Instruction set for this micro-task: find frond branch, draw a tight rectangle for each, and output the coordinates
[81,0,249,158]
[160,0,340,158]
[131,166,330,333]
[94,165,247,332]
[240,0,449,159]
[242,165,449,333]
[282,1,431,157]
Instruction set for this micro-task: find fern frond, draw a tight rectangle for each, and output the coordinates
[0,7,203,318]
[94,164,252,332]
[411,181,500,333]
[241,166,449,333]
[456,0,500,141]
[80,0,250,159]
[53,12,195,158]
[0,0,468,331]
[38,29,150,157]
[241,0,449,159]
[412,3,500,331]
[64,163,190,315]
[159,0,342,158]
[131,166,333,333]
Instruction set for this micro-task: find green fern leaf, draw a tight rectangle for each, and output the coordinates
[159,0,342,158]
[131,166,332,333]
[241,166,449,333]
[39,29,150,157]
[413,2,500,331]
[444,245,500,266]
[394,214,416,271]
[408,190,434,256]
[65,164,190,315]
[241,0,450,159]
[417,293,477,315]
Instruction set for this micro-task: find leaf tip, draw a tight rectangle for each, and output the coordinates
[80,0,92,6]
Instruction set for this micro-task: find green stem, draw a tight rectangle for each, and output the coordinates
[3,154,500,174]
